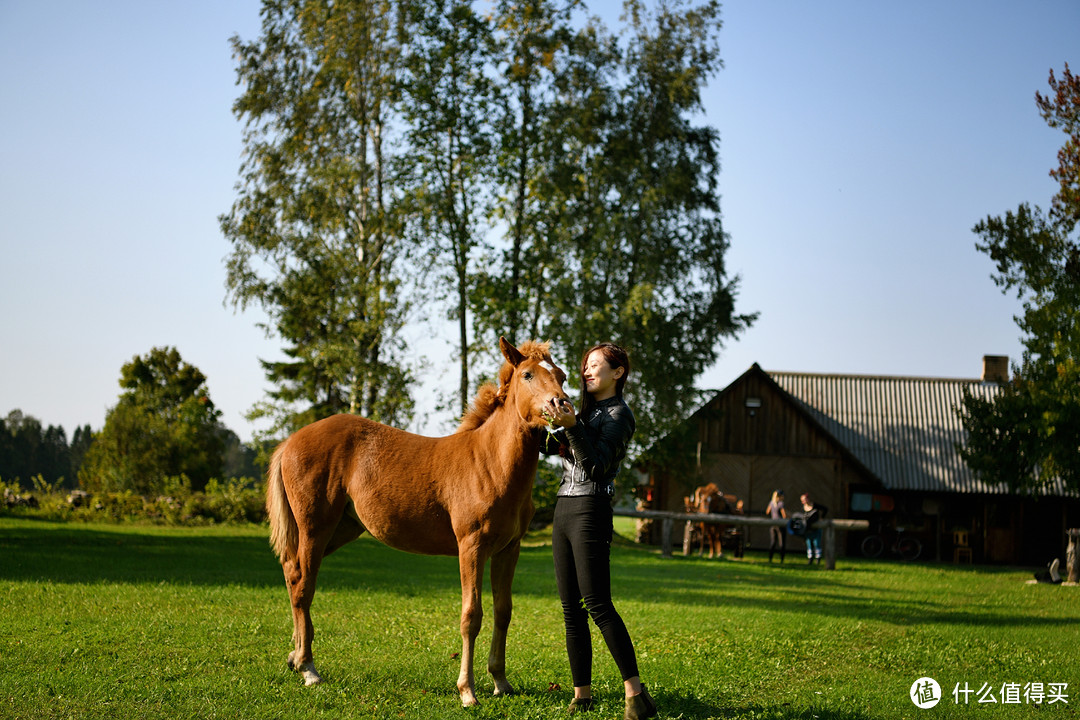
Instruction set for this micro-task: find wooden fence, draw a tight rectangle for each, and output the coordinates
[613,508,869,571]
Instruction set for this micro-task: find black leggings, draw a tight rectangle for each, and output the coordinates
[551,495,639,687]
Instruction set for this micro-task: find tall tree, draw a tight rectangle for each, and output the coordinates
[524,0,755,449]
[222,0,754,447]
[0,410,72,488]
[221,0,413,438]
[79,348,224,493]
[0,411,42,486]
[400,0,499,413]
[960,64,1080,492]
[0,412,91,489]
[68,424,93,484]
[483,0,576,345]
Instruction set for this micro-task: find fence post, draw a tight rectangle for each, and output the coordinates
[1068,529,1079,585]
[660,517,674,558]
[824,522,837,570]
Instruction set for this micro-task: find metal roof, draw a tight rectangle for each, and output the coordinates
[767,370,1008,494]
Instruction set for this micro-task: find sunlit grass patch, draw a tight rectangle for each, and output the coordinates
[1,518,1076,719]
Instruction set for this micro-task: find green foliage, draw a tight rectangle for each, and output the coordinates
[400,0,500,414]
[2,518,1076,719]
[1036,63,1080,227]
[195,477,268,524]
[223,0,754,451]
[476,0,756,450]
[221,0,414,439]
[529,457,562,527]
[0,409,87,489]
[0,476,266,525]
[78,347,225,495]
[961,65,1080,493]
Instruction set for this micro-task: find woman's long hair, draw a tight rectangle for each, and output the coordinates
[578,342,631,419]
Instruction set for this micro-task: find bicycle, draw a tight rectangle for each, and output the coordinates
[860,526,923,561]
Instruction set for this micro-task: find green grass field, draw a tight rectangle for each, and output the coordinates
[1,517,1077,720]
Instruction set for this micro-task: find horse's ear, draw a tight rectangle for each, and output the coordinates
[499,337,526,367]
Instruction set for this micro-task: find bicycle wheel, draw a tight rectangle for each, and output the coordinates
[861,535,884,558]
[897,537,922,561]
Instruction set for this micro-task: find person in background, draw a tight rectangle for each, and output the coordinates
[800,493,828,564]
[766,489,787,563]
[542,343,657,720]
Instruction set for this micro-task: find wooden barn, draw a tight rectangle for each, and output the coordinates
[634,356,1080,565]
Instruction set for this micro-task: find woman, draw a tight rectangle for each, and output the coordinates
[542,343,657,720]
[800,493,828,564]
[766,489,787,563]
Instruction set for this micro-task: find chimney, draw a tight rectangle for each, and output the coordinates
[982,355,1009,384]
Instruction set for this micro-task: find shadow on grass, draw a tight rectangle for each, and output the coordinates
[603,542,1080,630]
[0,519,462,592]
[3,520,1075,632]
[490,687,878,720]
[657,691,877,720]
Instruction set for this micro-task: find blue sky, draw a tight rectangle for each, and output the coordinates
[1,1,1077,442]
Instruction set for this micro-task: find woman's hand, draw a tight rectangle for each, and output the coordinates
[546,397,576,428]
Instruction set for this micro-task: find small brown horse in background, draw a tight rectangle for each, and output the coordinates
[266,338,569,706]
[691,483,729,558]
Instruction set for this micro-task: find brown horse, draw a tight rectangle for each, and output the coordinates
[692,483,728,559]
[266,338,569,706]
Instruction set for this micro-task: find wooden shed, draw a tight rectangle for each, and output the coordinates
[635,357,1080,565]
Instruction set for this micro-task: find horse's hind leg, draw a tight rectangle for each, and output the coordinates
[324,512,364,557]
[284,514,361,683]
[284,537,327,686]
[487,540,520,698]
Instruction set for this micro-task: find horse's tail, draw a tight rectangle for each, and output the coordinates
[266,443,298,562]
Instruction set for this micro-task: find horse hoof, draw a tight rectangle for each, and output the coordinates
[295,661,323,686]
[493,680,516,697]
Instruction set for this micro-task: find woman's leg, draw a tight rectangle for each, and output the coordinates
[552,497,594,691]
[568,497,640,683]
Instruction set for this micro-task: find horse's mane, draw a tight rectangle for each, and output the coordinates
[456,341,554,433]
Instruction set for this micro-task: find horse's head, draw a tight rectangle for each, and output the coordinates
[498,337,570,428]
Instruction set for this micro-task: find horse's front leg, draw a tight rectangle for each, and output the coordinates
[456,537,488,707]
[487,540,520,697]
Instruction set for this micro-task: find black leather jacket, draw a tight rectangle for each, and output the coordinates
[541,396,636,498]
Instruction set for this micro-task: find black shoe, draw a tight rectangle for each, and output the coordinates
[625,686,657,720]
[569,697,594,714]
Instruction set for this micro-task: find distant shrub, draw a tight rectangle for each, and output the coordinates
[0,475,267,526]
